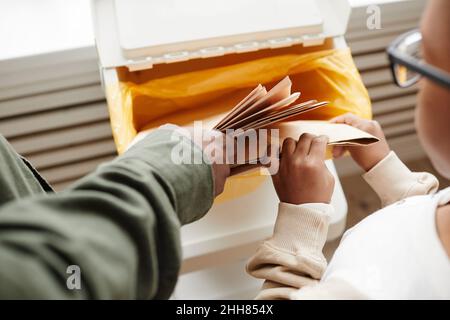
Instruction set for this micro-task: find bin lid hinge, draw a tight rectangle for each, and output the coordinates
[127,57,154,72]
[125,33,326,71]
[302,33,325,47]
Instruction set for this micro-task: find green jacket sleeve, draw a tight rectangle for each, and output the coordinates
[0,129,214,299]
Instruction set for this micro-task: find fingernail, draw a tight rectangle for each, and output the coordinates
[332,147,340,157]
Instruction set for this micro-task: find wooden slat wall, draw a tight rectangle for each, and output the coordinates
[0,47,117,190]
[0,0,426,189]
[338,0,427,175]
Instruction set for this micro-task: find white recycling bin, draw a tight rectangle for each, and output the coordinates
[91,0,355,299]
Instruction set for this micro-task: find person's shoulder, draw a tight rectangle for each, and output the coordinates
[0,134,9,147]
[343,192,438,241]
[0,134,17,158]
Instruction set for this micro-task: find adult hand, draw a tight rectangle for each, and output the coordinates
[129,125,231,197]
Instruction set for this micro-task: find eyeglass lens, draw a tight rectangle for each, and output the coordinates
[394,32,422,87]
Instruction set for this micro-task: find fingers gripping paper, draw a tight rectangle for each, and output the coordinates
[213,76,376,143]
[106,48,373,202]
[212,76,378,175]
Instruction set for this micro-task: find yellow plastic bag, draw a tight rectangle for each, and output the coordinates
[106,46,371,203]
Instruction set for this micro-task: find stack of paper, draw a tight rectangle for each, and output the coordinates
[214,77,327,132]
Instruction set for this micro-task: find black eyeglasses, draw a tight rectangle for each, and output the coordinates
[387,29,450,89]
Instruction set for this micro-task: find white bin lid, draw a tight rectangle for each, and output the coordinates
[92,0,351,70]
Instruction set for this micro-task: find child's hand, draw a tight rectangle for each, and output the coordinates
[272,134,335,205]
[330,113,391,171]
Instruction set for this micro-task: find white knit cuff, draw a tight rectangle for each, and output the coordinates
[362,151,412,204]
[269,202,333,255]
[362,151,439,206]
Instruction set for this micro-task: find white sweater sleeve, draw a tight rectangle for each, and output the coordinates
[246,202,332,299]
[362,151,439,207]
